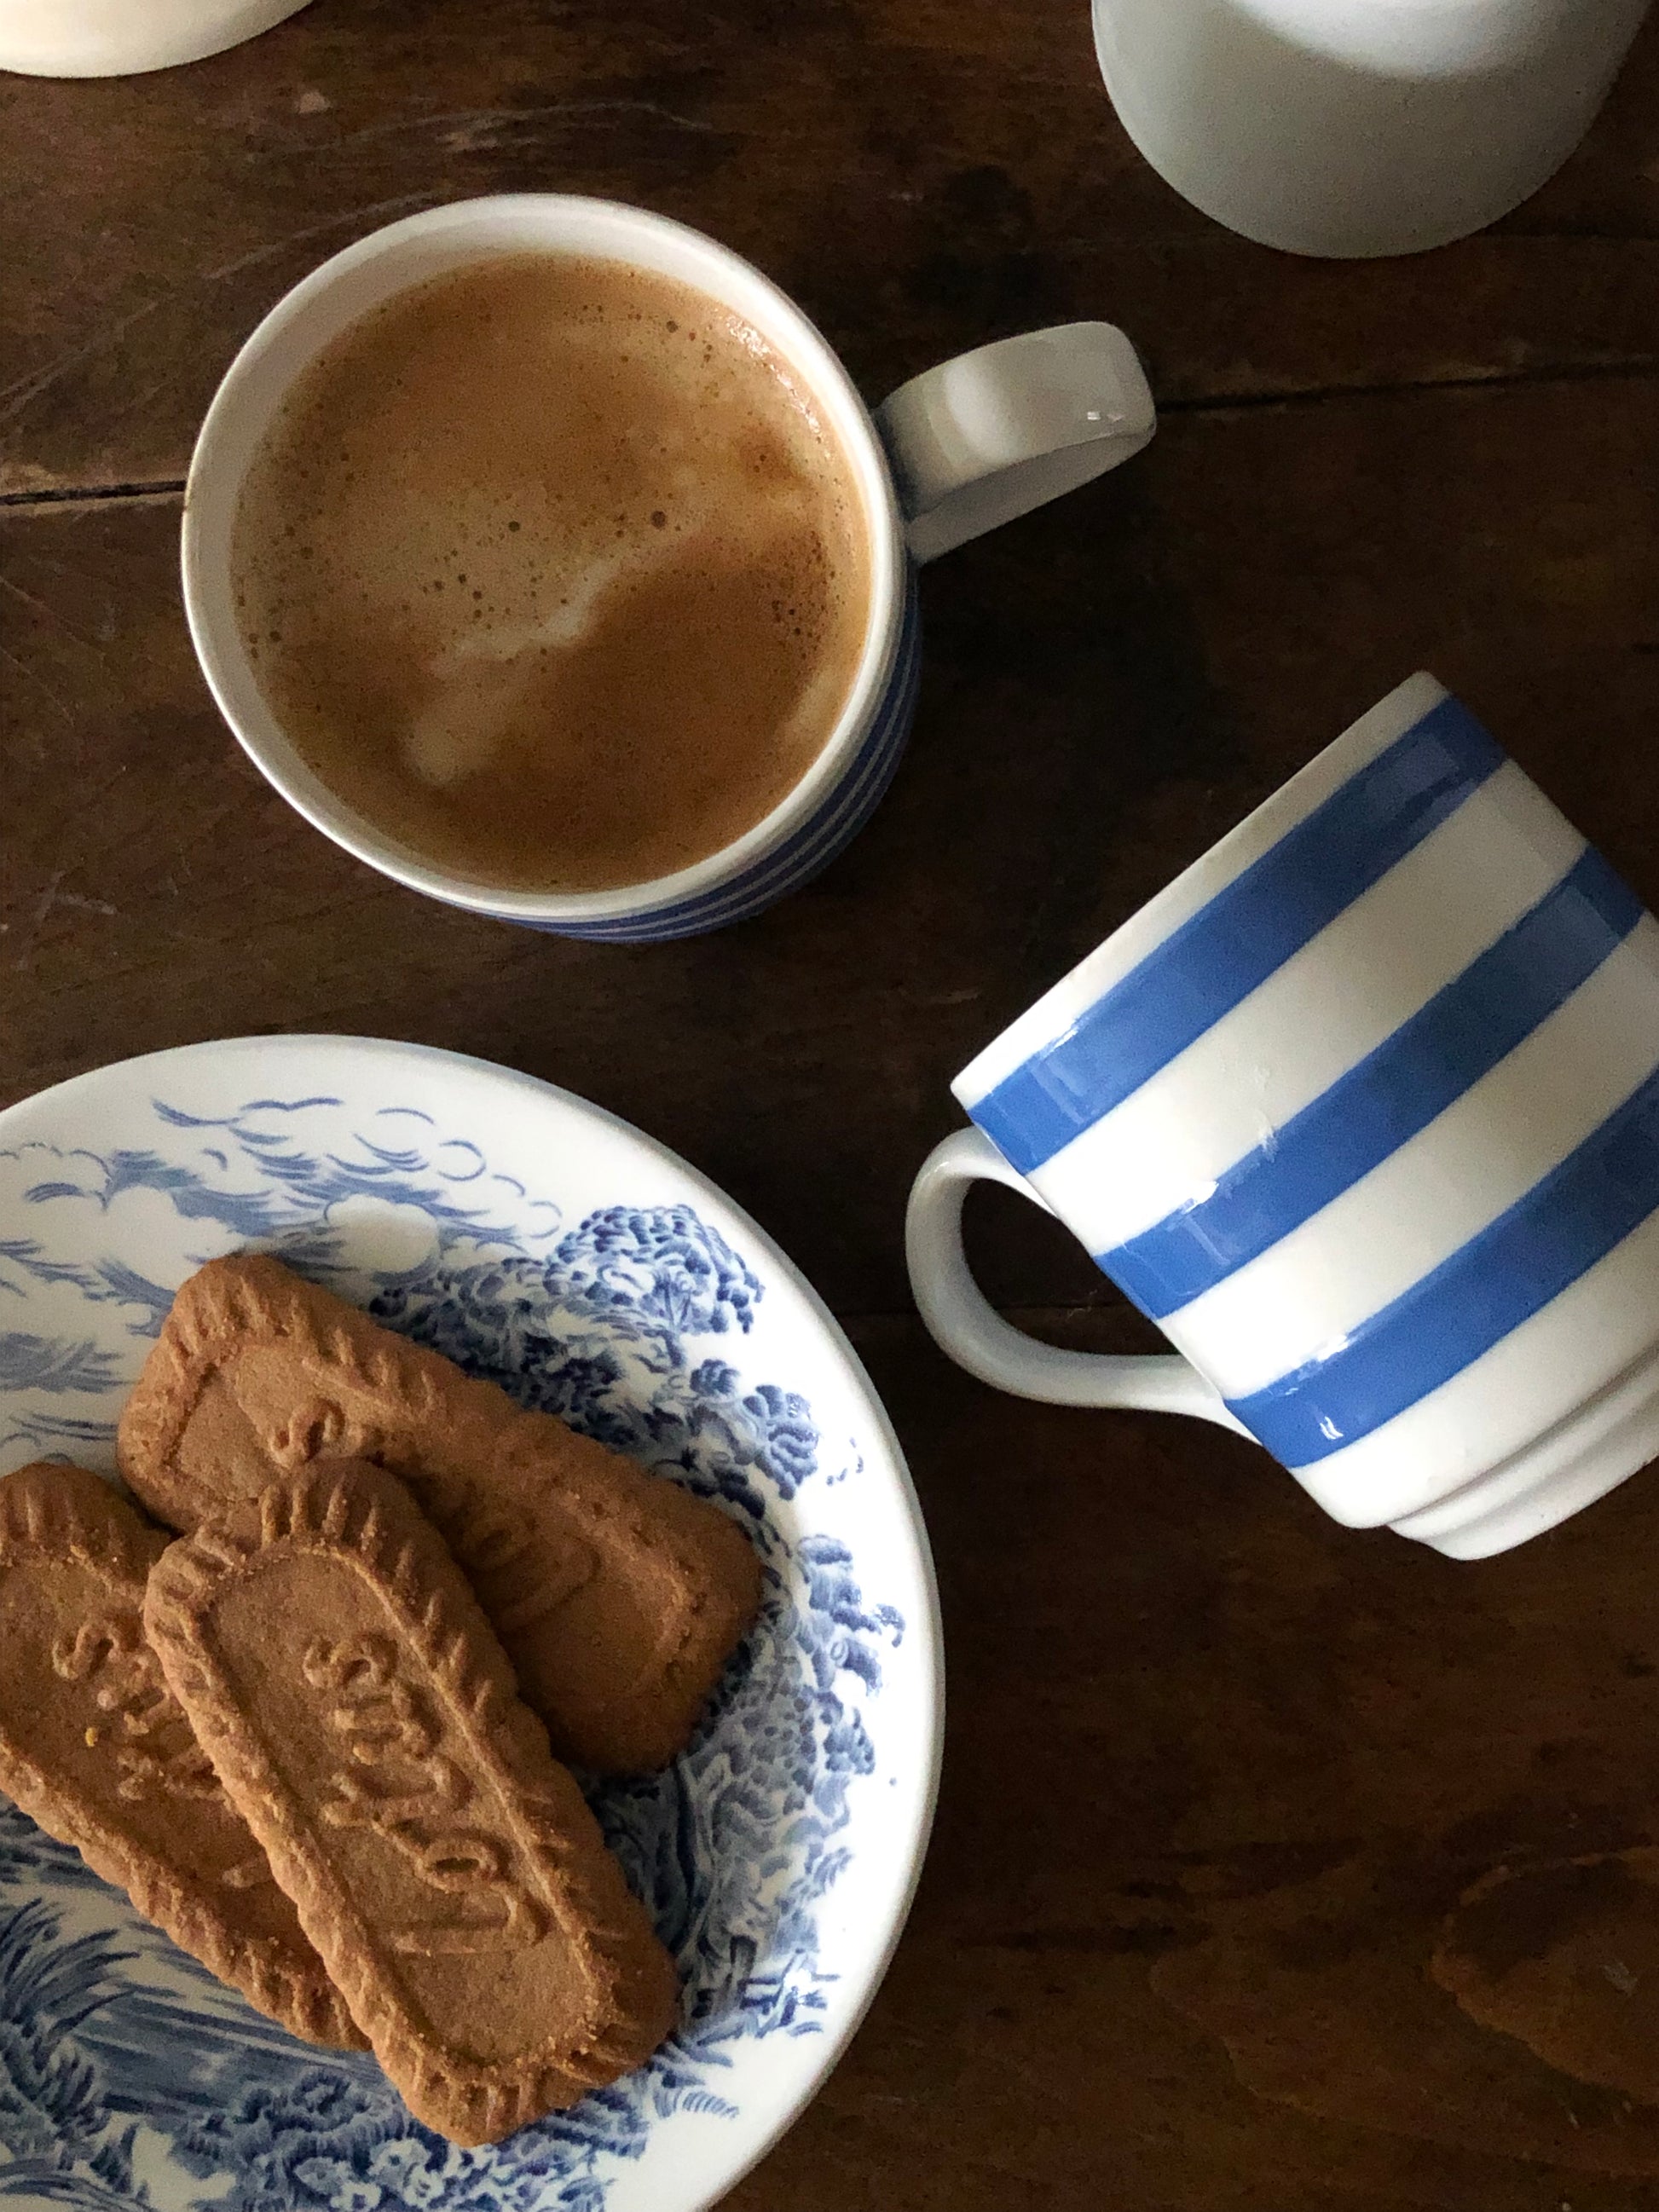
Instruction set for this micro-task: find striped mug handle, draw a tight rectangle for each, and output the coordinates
[874,324,1155,566]
[905,1129,1248,1428]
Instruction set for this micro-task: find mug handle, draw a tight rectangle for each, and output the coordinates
[906,1129,1250,1429]
[874,324,1155,564]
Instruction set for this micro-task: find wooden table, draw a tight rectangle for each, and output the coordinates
[5,6,1659,2203]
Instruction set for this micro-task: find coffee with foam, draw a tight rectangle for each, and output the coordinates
[229,254,871,892]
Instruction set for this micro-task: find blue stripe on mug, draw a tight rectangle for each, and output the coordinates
[971,694,1506,1175]
[1224,1051,1659,1467]
[1102,844,1646,1319]
[538,582,922,943]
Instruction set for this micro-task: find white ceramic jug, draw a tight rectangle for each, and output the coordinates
[1093,0,1651,257]
[0,0,310,75]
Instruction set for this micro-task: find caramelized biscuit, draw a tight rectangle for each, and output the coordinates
[144,1460,679,2145]
[118,1253,760,1772]
[0,1462,361,2047]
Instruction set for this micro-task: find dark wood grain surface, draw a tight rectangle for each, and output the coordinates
[5,1,1659,2202]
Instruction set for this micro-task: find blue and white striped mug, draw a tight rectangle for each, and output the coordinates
[908,673,1659,1558]
[185,195,1154,942]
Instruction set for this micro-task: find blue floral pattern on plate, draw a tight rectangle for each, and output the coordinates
[0,1058,927,2212]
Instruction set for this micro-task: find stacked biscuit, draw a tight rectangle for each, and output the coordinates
[0,1254,761,2146]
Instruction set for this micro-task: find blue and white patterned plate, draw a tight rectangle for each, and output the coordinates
[0,1037,941,2212]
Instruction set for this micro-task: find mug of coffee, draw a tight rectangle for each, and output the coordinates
[908,673,1659,1559]
[183,194,1154,940]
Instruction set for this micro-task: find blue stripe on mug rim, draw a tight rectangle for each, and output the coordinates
[970,693,1506,1175]
[1101,843,1647,1319]
[1225,1049,1659,1467]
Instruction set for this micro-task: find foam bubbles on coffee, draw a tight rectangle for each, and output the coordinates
[229,254,870,892]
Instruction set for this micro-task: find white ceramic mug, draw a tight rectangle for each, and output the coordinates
[183,194,1154,941]
[0,0,309,74]
[1093,0,1651,257]
[908,673,1659,1559]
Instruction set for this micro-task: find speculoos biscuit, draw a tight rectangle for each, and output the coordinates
[143,1459,679,2145]
[118,1253,760,1773]
[0,1461,361,2048]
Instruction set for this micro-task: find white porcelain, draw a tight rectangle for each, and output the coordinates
[0,0,309,76]
[908,672,1659,1558]
[1093,0,1652,257]
[184,194,1154,940]
[0,1035,942,2211]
